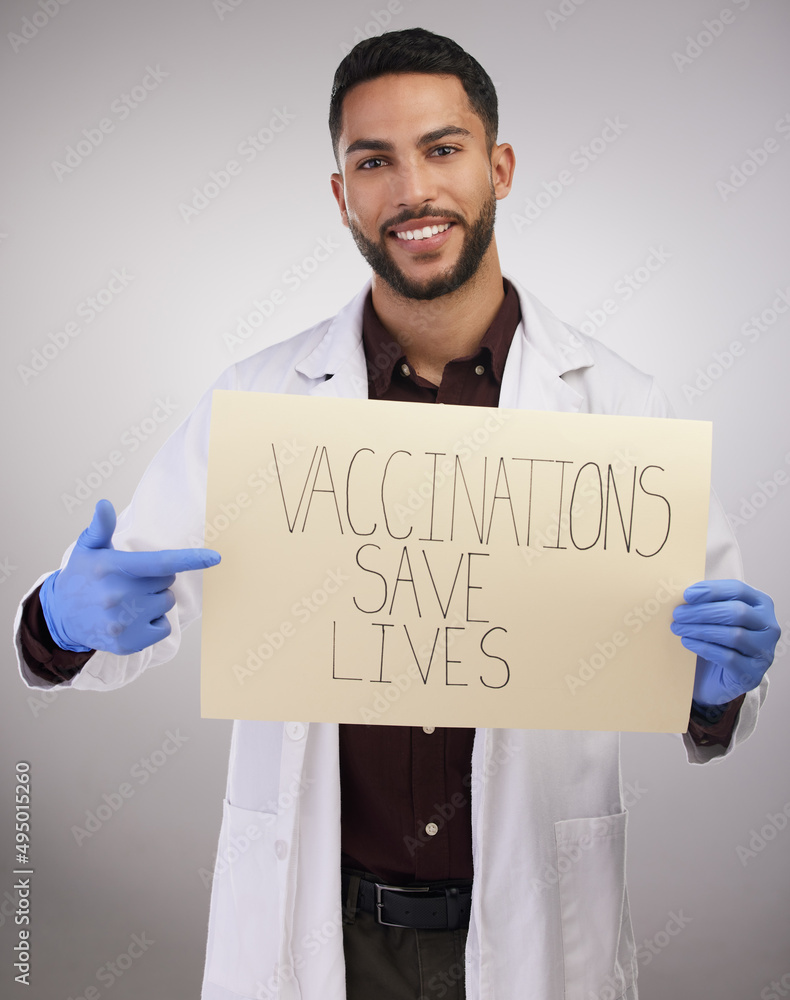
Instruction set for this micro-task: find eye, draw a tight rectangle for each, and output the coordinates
[358,157,387,170]
[432,145,460,157]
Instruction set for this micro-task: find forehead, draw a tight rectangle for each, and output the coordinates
[339,72,480,148]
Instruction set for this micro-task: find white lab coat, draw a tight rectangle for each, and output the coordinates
[16,274,766,1000]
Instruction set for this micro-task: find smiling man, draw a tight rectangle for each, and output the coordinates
[15,26,779,1000]
[330,70,511,388]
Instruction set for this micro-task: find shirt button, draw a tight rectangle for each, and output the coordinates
[274,839,288,860]
[425,822,439,837]
[474,364,485,375]
[422,726,435,734]
[400,363,411,376]
[285,722,305,741]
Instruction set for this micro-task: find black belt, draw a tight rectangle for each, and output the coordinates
[342,869,472,930]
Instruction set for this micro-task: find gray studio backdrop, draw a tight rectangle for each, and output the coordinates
[2,0,789,997]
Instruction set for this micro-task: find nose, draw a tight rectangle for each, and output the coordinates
[390,156,439,210]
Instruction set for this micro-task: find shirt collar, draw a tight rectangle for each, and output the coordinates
[362,277,522,398]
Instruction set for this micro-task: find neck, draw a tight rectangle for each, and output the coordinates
[370,247,505,385]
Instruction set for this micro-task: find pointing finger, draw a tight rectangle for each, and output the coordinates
[109,548,221,578]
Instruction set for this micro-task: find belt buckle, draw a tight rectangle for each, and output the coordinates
[373,882,430,928]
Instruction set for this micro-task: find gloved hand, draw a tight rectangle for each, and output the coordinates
[40,499,221,655]
[671,579,780,707]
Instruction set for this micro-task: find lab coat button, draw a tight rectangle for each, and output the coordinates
[286,722,305,741]
[274,839,288,860]
[425,822,439,837]
[422,726,435,734]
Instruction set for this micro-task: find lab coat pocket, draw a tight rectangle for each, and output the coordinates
[204,798,281,997]
[554,811,636,1000]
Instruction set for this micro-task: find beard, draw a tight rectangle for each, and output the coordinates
[346,185,497,301]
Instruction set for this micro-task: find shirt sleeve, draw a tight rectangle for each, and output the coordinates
[18,584,95,685]
[686,694,746,749]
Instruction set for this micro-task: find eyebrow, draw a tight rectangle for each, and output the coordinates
[344,125,473,160]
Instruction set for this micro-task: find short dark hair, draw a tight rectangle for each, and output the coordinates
[329,27,498,168]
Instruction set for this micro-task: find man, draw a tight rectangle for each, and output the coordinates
[15,27,779,1000]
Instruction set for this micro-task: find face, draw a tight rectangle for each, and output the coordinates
[330,73,514,301]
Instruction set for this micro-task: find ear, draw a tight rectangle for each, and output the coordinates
[330,172,350,228]
[490,142,516,201]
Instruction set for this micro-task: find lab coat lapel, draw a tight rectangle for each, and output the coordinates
[296,280,371,400]
[500,272,593,414]
[295,272,595,413]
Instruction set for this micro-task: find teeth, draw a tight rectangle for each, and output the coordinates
[395,223,451,241]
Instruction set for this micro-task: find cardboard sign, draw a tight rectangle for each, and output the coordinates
[200,391,712,732]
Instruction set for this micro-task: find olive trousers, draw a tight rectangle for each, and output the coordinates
[341,871,469,1000]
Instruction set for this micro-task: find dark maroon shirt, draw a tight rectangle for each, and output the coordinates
[18,277,745,885]
[338,279,521,883]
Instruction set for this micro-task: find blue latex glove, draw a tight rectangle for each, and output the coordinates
[671,579,780,707]
[40,499,221,656]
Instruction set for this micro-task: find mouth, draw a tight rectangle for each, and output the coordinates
[388,219,457,252]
